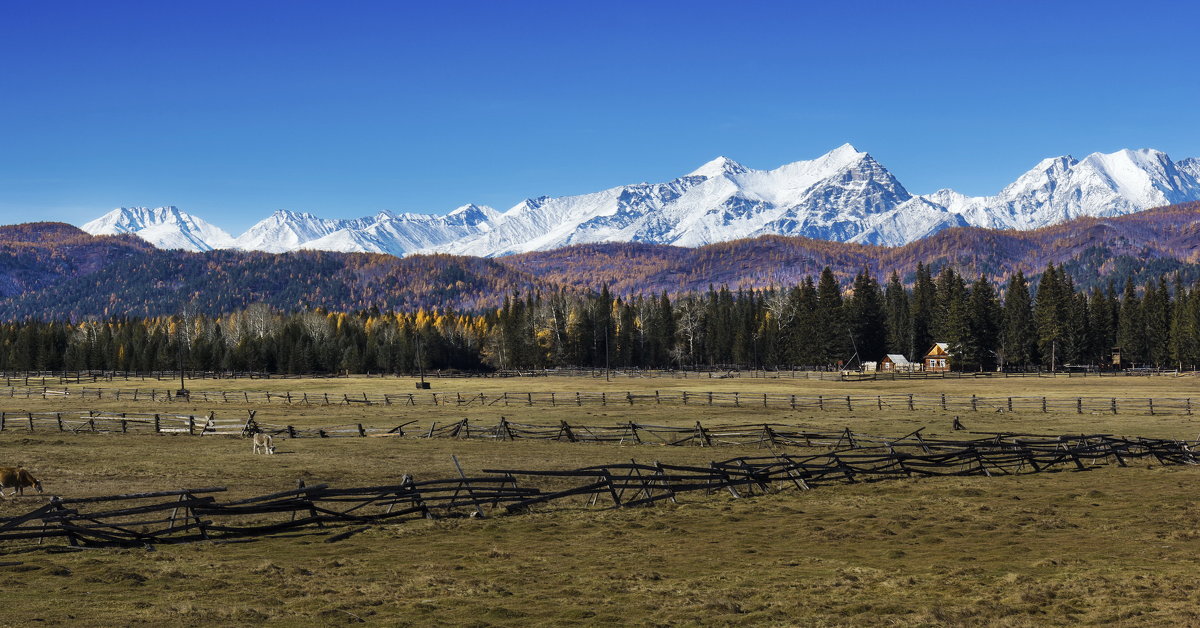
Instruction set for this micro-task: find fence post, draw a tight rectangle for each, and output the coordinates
[682,391,688,405]
[154,414,161,433]
[708,392,713,406]
[819,395,824,411]
[1077,398,1082,414]
[1008,397,1013,412]
[846,396,852,411]
[1148,398,1155,416]
[1042,397,1047,413]
[940,394,947,411]
[971,395,977,412]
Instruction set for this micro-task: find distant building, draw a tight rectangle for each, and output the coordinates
[880,354,913,373]
[923,343,951,372]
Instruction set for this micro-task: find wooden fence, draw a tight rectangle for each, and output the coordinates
[0,411,257,437]
[1,432,1195,548]
[6,410,1200,451]
[5,384,1196,416]
[3,367,1191,388]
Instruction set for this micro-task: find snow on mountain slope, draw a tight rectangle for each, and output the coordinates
[440,144,915,255]
[300,204,498,255]
[76,147,1200,255]
[912,149,1200,233]
[80,206,235,252]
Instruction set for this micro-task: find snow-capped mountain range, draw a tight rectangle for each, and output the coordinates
[80,145,1200,255]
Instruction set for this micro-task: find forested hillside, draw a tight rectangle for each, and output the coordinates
[0,226,547,319]
[3,264,1198,374]
[501,202,1200,293]
[1,202,1199,320]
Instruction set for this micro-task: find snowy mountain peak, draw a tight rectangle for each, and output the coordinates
[687,156,748,179]
[77,145,1200,256]
[80,206,234,252]
[447,203,499,223]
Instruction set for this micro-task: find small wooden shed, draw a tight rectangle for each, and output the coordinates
[922,343,951,372]
[880,354,913,373]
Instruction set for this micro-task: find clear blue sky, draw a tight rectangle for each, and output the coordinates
[2,0,1197,233]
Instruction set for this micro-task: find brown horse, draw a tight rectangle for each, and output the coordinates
[0,467,43,497]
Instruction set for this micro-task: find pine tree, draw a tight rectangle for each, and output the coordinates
[934,267,968,368]
[1033,264,1067,370]
[815,268,848,366]
[1142,277,1171,367]
[884,271,911,357]
[1117,277,1144,366]
[910,263,937,359]
[1001,271,1036,370]
[845,269,887,364]
[963,275,1000,371]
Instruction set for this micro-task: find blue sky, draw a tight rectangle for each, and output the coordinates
[2,0,1197,233]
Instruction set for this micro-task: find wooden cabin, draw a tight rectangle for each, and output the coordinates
[880,354,913,373]
[922,343,951,372]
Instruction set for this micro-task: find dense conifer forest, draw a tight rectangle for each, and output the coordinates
[3,264,1199,374]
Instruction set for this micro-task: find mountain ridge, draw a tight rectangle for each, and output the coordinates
[4,201,1199,319]
[79,145,1200,254]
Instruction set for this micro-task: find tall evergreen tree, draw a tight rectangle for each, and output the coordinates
[845,269,887,364]
[1001,271,1036,369]
[883,271,911,357]
[910,263,937,359]
[963,275,1000,371]
[1116,277,1144,366]
[815,268,849,366]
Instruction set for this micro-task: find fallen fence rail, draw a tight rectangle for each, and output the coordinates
[1,432,1196,548]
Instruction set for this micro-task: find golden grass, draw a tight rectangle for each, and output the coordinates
[0,375,1198,625]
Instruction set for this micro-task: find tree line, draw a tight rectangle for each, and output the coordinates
[2,263,1199,374]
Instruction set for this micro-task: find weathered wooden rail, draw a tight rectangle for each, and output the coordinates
[4,385,1197,416]
[1,432,1195,549]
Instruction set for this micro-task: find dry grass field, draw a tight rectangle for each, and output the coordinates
[1,374,1199,626]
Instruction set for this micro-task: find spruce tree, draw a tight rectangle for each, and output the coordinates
[910,263,936,359]
[1117,278,1144,366]
[963,275,1000,371]
[845,269,887,364]
[815,268,848,366]
[1001,271,1036,370]
[884,271,911,357]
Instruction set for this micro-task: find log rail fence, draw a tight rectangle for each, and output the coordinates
[2,385,1196,417]
[0,432,1194,549]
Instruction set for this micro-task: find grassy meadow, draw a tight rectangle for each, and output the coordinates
[0,374,1199,626]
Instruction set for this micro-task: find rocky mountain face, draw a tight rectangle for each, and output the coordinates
[79,146,1200,254]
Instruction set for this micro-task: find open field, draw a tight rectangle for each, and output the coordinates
[2,375,1199,625]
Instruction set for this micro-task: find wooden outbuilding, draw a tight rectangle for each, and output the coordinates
[880,354,913,373]
[922,343,951,372]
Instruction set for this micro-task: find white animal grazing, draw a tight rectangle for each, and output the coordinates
[0,467,43,497]
[252,432,276,454]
